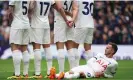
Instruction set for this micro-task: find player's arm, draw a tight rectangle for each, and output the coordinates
[8,6,14,19]
[104,63,118,78]
[52,1,68,23]
[28,1,35,22]
[71,0,78,22]
[65,11,72,17]
[29,1,35,12]
[65,0,78,27]
[8,1,15,25]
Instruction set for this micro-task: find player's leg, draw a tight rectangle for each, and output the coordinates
[54,23,66,73]
[74,28,87,67]
[33,43,42,76]
[63,71,80,79]
[43,44,52,75]
[73,42,80,67]
[11,44,22,76]
[56,42,65,72]
[10,29,22,76]
[84,28,94,61]
[73,31,80,67]
[21,45,30,78]
[84,43,93,60]
[30,28,42,76]
[65,40,75,69]
[21,29,30,77]
[65,26,75,69]
[42,29,53,75]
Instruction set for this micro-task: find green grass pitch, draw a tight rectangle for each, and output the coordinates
[0,59,133,80]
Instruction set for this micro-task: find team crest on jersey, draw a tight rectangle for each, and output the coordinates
[87,72,91,77]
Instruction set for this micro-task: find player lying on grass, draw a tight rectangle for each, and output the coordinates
[49,42,118,79]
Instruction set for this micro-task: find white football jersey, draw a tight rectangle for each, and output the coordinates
[87,53,118,78]
[31,0,55,28]
[75,0,94,28]
[54,0,73,22]
[9,1,30,29]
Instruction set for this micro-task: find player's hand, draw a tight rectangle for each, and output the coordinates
[66,20,74,28]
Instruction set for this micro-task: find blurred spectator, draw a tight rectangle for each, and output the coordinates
[93,30,103,44]
[0,1,10,57]
[114,26,122,44]
[101,33,108,44]
[93,1,133,44]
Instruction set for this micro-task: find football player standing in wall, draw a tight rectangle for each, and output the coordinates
[8,0,31,79]
[74,0,95,66]
[29,0,72,78]
[54,0,78,73]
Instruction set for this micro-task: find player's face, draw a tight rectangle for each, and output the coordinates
[105,44,113,55]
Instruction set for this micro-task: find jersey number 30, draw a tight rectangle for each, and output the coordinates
[82,2,94,16]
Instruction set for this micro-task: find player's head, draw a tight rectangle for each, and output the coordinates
[105,42,118,56]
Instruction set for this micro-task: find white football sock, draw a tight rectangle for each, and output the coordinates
[64,72,80,79]
[57,49,65,72]
[84,50,93,61]
[67,49,75,69]
[34,49,42,75]
[55,73,60,78]
[22,51,30,75]
[12,50,22,76]
[74,48,80,67]
[44,47,53,75]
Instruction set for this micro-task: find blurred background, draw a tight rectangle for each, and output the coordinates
[0,1,133,60]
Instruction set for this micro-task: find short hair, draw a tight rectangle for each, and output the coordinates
[108,42,118,54]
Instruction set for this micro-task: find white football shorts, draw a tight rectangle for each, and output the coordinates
[54,16,74,43]
[9,28,30,45]
[30,28,50,44]
[74,28,94,44]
